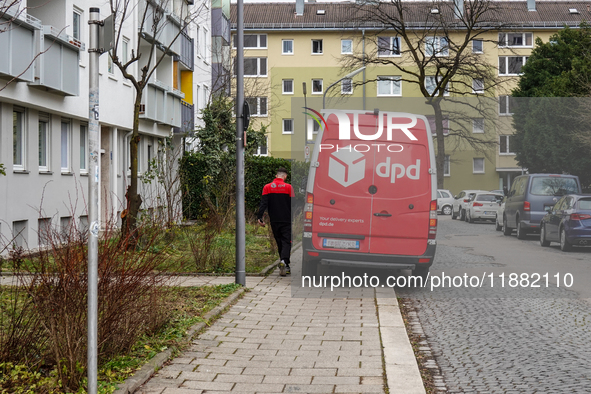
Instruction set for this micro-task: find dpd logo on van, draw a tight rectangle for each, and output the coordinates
[328,148,366,187]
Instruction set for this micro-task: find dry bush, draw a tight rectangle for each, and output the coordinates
[21,218,173,391]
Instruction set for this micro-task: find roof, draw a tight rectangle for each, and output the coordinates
[230,1,591,30]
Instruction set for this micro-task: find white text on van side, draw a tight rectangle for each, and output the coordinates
[319,143,404,153]
[376,158,421,183]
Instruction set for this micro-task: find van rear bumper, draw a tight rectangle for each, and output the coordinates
[302,238,436,271]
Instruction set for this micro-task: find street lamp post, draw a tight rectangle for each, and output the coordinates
[323,66,366,109]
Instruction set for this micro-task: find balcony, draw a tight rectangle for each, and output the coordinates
[28,26,84,96]
[174,101,194,134]
[174,30,194,71]
[140,78,184,127]
[0,8,42,82]
[140,0,183,57]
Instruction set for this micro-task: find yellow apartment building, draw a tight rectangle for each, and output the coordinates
[231,0,590,194]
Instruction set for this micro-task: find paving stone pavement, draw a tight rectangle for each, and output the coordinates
[137,272,387,394]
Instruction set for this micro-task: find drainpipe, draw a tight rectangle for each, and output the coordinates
[124,130,132,179]
[362,29,366,110]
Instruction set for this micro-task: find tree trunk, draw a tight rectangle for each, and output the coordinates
[121,93,143,245]
[431,99,446,189]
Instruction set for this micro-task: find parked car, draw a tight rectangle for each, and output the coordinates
[437,189,454,215]
[451,190,489,221]
[490,189,505,195]
[495,197,506,231]
[503,174,582,239]
[466,192,504,223]
[540,194,591,251]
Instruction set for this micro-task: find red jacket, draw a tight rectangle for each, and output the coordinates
[257,178,295,223]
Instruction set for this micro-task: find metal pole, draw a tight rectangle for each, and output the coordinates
[87,7,100,394]
[235,0,245,286]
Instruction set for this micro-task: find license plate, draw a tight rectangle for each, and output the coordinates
[322,239,360,250]
[484,211,493,215]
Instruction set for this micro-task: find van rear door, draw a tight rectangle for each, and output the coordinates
[308,111,435,257]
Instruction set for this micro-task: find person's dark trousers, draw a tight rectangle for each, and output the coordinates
[271,222,292,264]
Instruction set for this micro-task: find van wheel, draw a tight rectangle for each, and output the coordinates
[302,254,318,277]
[560,228,572,252]
[516,218,527,240]
[412,266,429,282]
[459,209,466,221]
[503,215,512,236]
[495,215,502,231]
[540,224,550,247]
[442,205,452,215]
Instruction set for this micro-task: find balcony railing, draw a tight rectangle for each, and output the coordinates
[174,30,194,71]
[0,9,41,82]
[174,101,194,134]
[140,79,184,127]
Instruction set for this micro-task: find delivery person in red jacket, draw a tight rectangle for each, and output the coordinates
[257,167,295,276]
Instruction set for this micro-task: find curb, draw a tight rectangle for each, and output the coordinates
[113,287,247,394]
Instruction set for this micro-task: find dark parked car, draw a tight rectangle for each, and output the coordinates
[503,174,582,239]
[540,194,591,251]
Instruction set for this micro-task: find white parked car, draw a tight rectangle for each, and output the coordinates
[466,192,504,223]
[437,189,454,215]
[452,190,489,221]
[495,197,506,231]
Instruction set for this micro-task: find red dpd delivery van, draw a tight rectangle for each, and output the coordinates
[302,109,438,278]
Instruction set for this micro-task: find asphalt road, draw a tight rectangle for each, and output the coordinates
[398,215,591,393]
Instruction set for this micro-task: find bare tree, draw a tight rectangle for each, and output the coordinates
[342,0,510,187]
[108,0,207,241]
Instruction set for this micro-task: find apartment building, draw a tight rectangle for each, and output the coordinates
[231,0,590,194]
[0,0,211,251]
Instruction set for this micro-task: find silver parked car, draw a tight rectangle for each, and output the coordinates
[495,197,506,231]
[466,192,504,223]
[451,189,489,221]
[437,189,454,215]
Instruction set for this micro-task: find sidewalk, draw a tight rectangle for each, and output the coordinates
[136,247,425,394]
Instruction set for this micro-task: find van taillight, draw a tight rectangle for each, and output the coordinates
[524,201,531,211]
[304,193,314,233]
[429,200,437,239]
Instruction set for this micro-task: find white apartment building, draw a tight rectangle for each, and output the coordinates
[0,0,211,252]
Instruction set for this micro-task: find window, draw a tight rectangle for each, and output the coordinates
[256,137,268,156]
[443,155,450,176]
[39,114,50,172]
[312,79,323,94]
[426,115,449,135]
[378,36,401,56]
[73,9,81,41]
[241,57,267,77]
[498,56,528,75]
[80,124,88,172]
[341,39,353,54]
[377,76,401,96]
[498,32,533,47]
[13,109,25,171]
[122,38,129,64]
[472,118,484,134]
[282,39,294,55]
[499,95,516,115]
[61,121,71,173]
[425,76,449,96]
[108,50,114,74]
[38,218,51,247]
[312,39,323,54]
[425,36,448,57]
[245,97,268,117]
[341,79,353,94]
[233,34,267,49]
[472,78,484,94]
[499,135,515,154]
[472,39,483,53]
[283,119,294,134]
[473,158,485,173]
[282,79,294,94]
